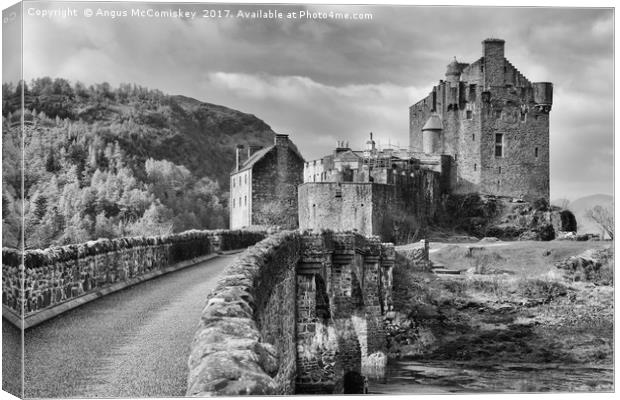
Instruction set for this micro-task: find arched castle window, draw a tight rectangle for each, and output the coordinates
[535,147,539,158]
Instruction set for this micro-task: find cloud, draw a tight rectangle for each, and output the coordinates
[204,72,429,158]
[13,3,614,200]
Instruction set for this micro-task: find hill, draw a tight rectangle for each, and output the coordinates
[568,194,613,235]
[3,79,276,190]
[2,78,277,249]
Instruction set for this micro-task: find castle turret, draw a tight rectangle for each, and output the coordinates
[482,38,505,88]
[421,113,442,154]
[533,82,553,113]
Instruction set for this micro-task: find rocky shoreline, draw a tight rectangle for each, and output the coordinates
[382,243,614,393]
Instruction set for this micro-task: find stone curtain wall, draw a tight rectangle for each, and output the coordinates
[187,231,396,396]
[2,230,265,319]
[298,169,442,244]
[187,231,302,396]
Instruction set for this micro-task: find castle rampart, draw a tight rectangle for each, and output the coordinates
[298,168,443,243]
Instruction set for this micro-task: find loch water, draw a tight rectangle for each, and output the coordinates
[367,358,614,394]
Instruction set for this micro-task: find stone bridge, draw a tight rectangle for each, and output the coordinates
[186,230,395,395]
[2,229,396,396]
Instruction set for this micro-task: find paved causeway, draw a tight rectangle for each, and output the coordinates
[8,254,235,398]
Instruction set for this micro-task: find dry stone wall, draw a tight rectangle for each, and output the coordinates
[2,230,266,319]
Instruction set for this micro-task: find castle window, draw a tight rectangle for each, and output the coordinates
[474,164,477,171]
[535,147,539,158]
[469,84,476,102]
[498,167,502,174]
[520,113,526,122]
[466,110,472,119]
[495,109,502,119]
[472,133,475,141]
[244,196,247,206]
[495,133,504,157]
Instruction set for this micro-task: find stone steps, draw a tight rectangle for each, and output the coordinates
[431,265,463,275]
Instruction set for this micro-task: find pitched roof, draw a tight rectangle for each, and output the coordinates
[233,139,305,174]
[237,145,275,173]
[422,113,443,131]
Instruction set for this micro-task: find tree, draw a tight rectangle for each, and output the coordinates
[585,204,614,240]
[555,198,570,210]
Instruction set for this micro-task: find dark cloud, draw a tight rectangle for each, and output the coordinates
[15,1,614,201]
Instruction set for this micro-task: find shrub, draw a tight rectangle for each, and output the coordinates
[532,197,550,212]
[517,278,568,302]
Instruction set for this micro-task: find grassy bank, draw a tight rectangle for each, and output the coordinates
[387,239,614,392]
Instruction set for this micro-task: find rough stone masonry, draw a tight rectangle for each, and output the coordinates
[186,230,396,396]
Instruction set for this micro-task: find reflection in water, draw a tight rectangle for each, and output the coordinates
[368,358,614,394]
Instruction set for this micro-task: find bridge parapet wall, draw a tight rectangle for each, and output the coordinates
[187,231,301,396]
[2,229,266,323]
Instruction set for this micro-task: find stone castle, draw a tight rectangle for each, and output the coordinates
[410,38,552,199]
[230,38,555,241]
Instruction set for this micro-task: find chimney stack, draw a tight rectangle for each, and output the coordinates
[482,38,506,88]
[235,144,244,172]
[274,133,289,148]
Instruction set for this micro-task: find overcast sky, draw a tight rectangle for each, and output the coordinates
[9,1,615,201]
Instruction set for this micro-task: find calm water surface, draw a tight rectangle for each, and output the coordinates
[368,358,614,394]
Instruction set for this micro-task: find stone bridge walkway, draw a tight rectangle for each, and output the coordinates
[3,253,237,398]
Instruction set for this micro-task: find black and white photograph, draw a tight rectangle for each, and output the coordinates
[1,0,616,398]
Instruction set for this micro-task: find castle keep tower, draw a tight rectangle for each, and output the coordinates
[409,38,551,200]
